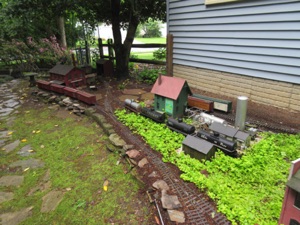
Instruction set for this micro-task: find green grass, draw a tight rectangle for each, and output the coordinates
[0,99,151,224]
[134,37,166,44]
[131,52,155,60]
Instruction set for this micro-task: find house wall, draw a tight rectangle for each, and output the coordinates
[167,0,300,112]
[174,64,300,112]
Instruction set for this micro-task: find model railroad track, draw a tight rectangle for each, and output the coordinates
[213,111,299,134]
[94,83,231,225]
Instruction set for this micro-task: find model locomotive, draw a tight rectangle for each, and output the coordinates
[124,99,239,156]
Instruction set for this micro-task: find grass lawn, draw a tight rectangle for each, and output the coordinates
[0,88,152,225]
[134,37,166,44]
[131,52,155,60]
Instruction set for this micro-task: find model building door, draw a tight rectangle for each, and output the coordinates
[165,99,173,115]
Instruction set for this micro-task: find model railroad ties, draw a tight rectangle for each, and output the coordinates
[212,111,299,134]
[93,82,231,225]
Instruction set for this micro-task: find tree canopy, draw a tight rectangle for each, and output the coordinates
[0,0,166,78]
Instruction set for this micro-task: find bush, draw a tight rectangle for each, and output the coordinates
[0,36,71,70]
[153,48,166,60]
[137,68,165,84]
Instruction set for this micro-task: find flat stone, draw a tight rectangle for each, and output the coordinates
[126,150,140,159]
[138,158,148,168]
[118,95,139,102]
[41,190,65,213]
[109,133,126,147]
[123,144,134,151]
[141,93,154,101]
[161,190,182,210]
[168,210,185,223]
[3,99,20,108]
[0,206,33,225]
[10,158,45,170]
[0,175,24,187]
[0,192,14,203]
[18,144,34,157]
[2,140,20,153]
[148,171,159,178]
[153,180,169,191]
[122,89,147,95]
[0,130,12,139]
[0,108,14,116]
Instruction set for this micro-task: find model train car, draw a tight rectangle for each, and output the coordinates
[187,96,214,113]
[197,129,237,156]
[167,118,195,136]
[140,107,165,123]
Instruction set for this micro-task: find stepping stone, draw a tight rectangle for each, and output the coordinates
[10,158,45,170]
[3,99,20,108]
[109,133,126,147]
[168,210,185,223]
[138,158,148,168]
[0,191,14,203]
[41,190,65,213]
[122,89,147,95]
[18,145,35,157]
[0,175,24,187]
[0,108,14,117]
[0,206,33,225]
[153,180,169,191]
[2,140,20,153]
[141,93,154,101]
[118,95,139,102]
[0,130,12,139]
[126,150,140,159]
[161,190,182,210]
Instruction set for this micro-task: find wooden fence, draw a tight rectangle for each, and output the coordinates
[75,34,174,75]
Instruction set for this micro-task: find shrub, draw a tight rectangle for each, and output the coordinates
[153,48,166,61]
[137,68,165,84]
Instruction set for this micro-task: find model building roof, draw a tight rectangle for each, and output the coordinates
[209,122,238,137]
[151,75,191,100]
[49,64,76,75]
[234,130,250,141]
[182,135,214,154]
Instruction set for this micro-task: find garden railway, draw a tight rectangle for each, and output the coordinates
[34,76,300,224]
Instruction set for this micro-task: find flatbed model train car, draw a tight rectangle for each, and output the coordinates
[191,94,232,113]
[36,80,96,105]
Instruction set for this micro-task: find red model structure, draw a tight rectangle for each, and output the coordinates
[49,64,86,88]
[279,158,300,225]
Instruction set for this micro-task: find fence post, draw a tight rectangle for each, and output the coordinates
[85,40,90,65]
[98,38,104,59]
[107,39,114,61]
[166,34,173,76]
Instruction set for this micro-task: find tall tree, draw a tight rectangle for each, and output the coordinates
[76,0,166,79]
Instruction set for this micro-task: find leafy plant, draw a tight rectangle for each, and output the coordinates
[137,68,166,84]
[153,48,166,60]
[114,109,300,225]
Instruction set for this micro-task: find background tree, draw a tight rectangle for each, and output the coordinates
[137,19,162,38]
[75,0,166,79]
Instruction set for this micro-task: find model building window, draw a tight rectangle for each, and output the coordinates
[290,219,300,225]
[294,192,300,209]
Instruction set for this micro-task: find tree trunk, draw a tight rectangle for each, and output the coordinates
[57,16,67,49]
[110,0,138,79]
